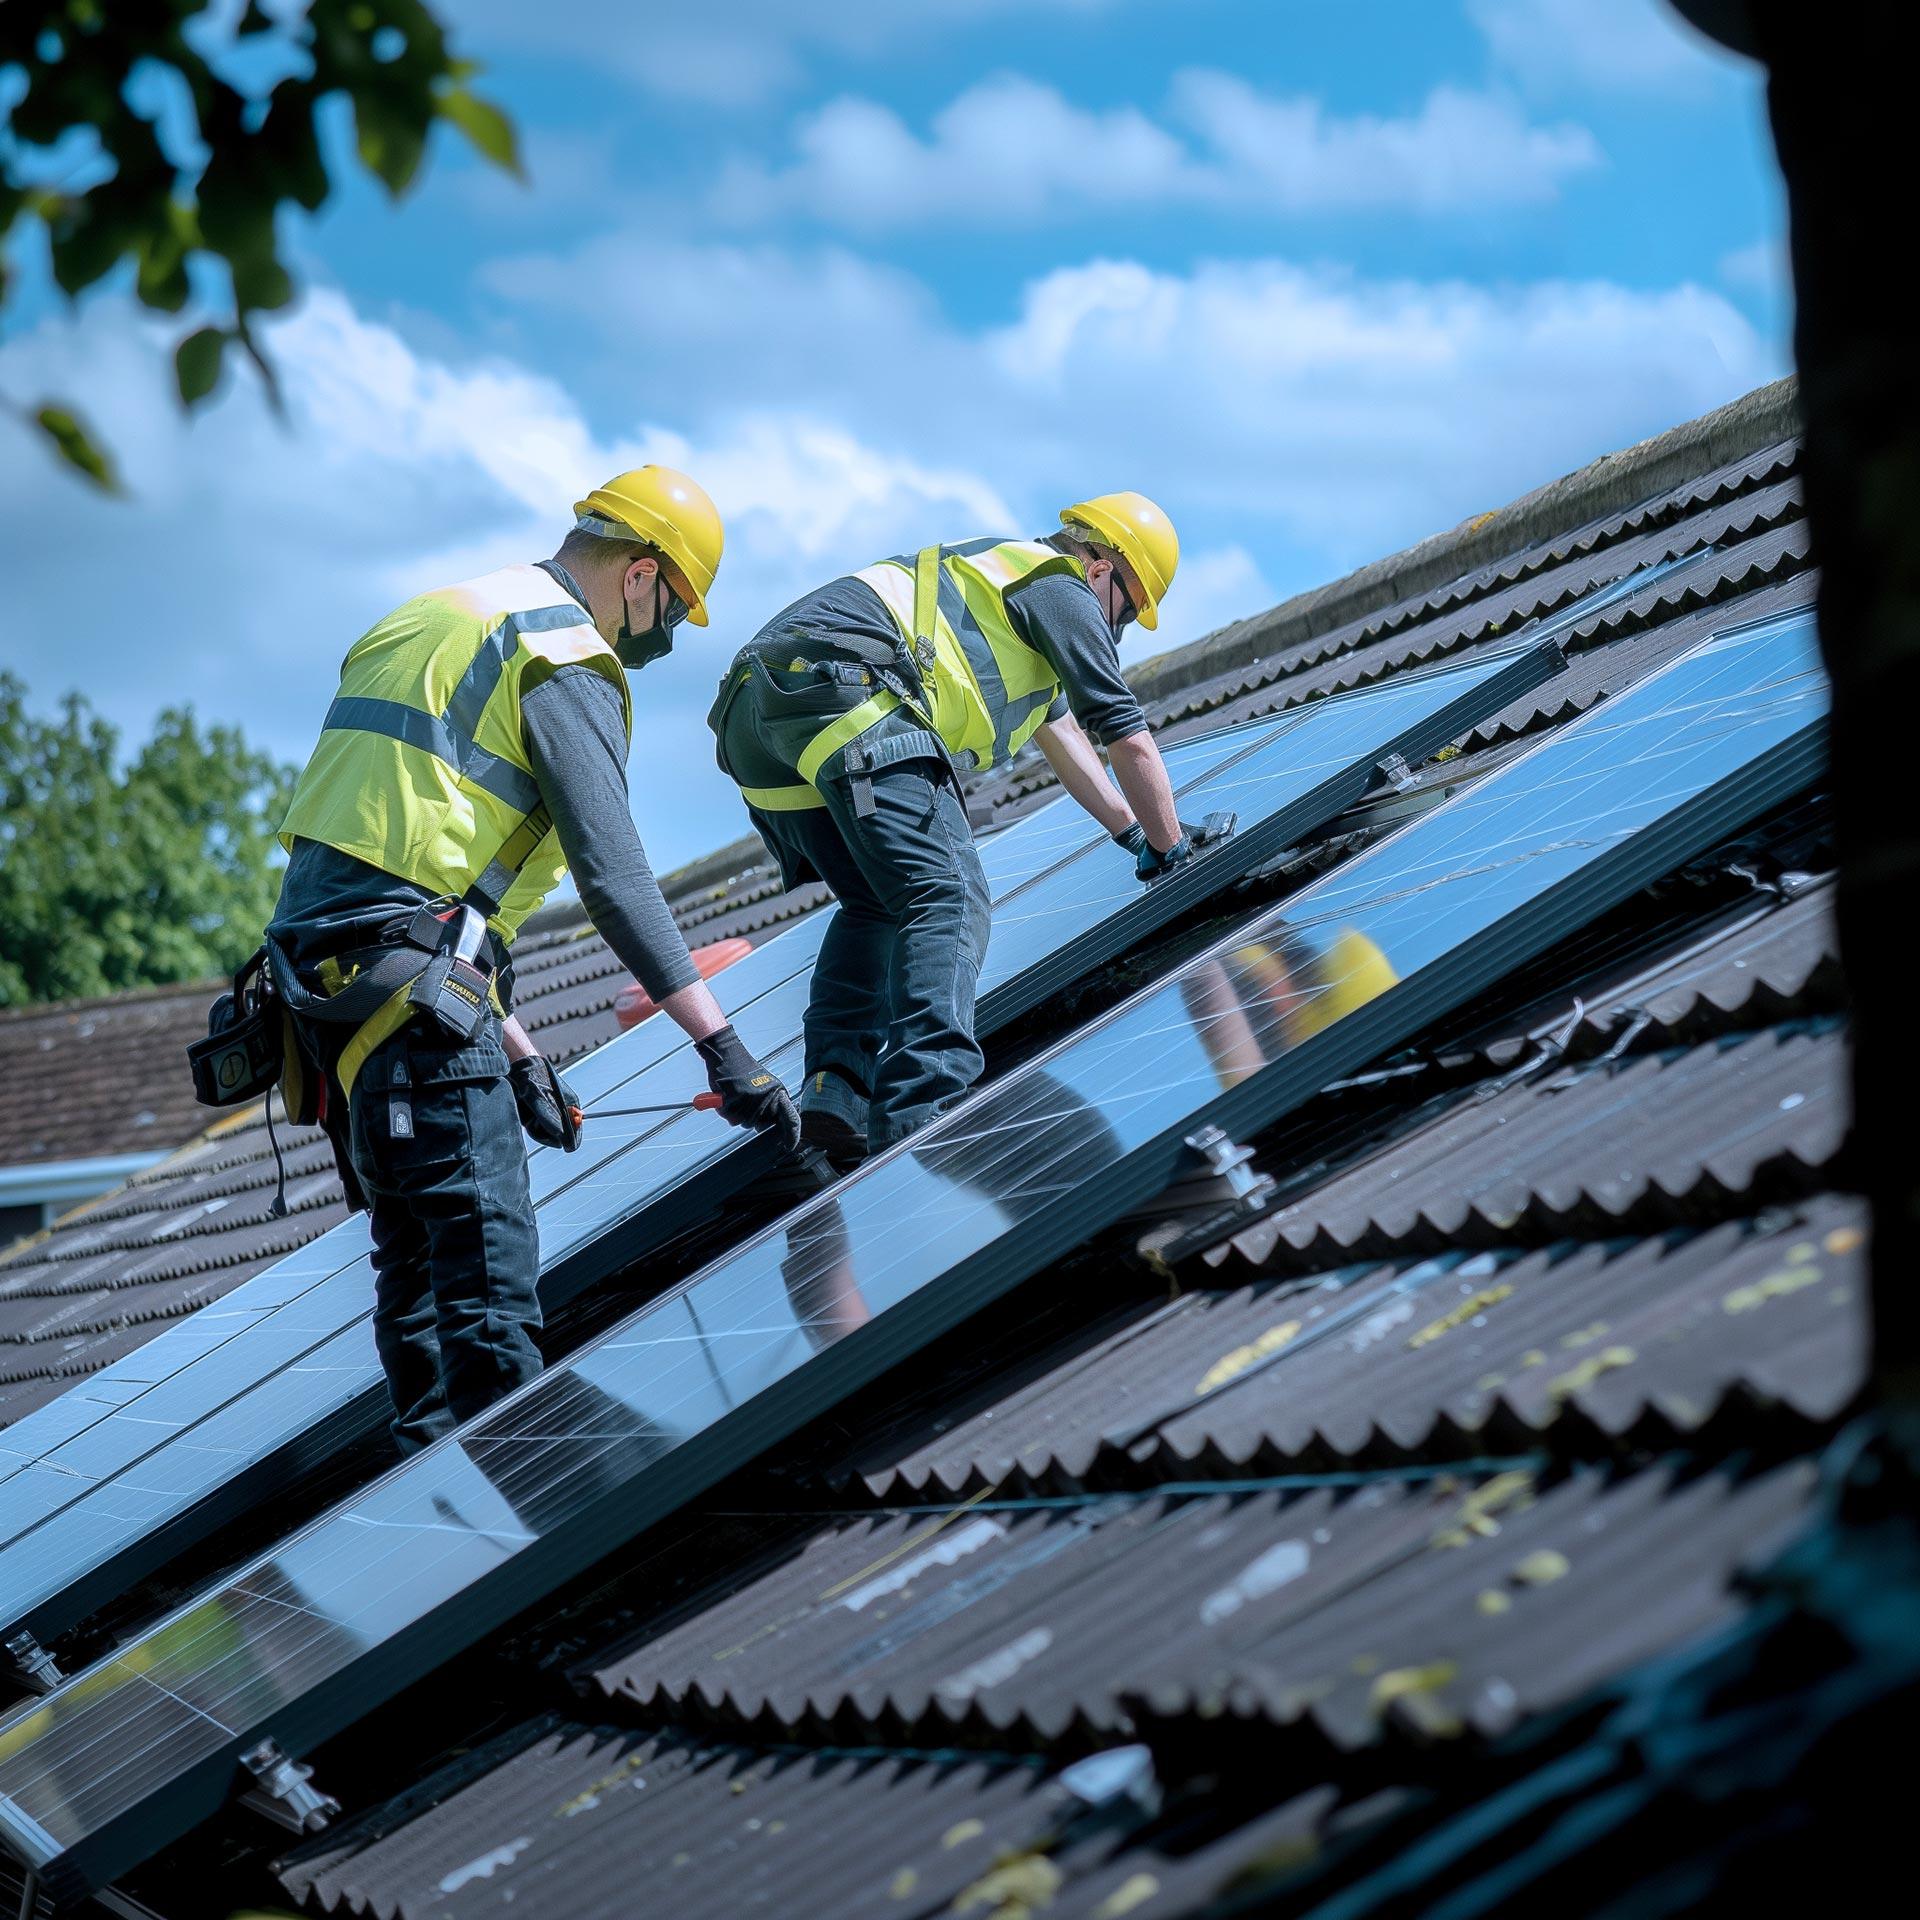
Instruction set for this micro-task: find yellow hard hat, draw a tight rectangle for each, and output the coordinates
[572,465,724,627]
[1059,490,1179,631]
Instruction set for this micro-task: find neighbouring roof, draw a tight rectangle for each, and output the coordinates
[4,378,1887,1920]
[0,981,217,1175]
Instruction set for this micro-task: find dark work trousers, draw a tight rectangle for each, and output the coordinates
[346,1014,542,1453]
[712,648,993,1150]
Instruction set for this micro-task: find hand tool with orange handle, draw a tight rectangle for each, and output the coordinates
[568,1092,725,1123]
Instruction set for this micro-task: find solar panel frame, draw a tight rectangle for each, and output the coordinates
[0,637,1567,1652]
[0,607,1825,1902]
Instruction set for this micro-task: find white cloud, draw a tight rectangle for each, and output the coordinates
[1719,236,1789,293]
[3,236,1783,874]
[1150,545,1279,654]
[983,255,1776,562]
[712,71,1601,229]
[0,292,1014,873]
[448,0,1117,107]
[1169,73,1601,211]
[1469,0,1744,95]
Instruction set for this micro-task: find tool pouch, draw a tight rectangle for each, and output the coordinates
[404,904,492,1041]
[188,950,285,1108]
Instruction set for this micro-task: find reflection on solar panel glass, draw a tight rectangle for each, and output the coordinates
[0,634,1563,1648]
[0,607,1823,1901]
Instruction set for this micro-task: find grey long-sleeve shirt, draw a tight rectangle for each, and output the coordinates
[271,601,698,1008]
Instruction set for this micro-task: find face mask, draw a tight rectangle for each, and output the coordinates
[617,570,689,670]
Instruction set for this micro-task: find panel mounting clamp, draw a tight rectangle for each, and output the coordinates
[238,1737,339,1835]
[1375,750,1419,793]
[3,1630,65,1695]
[1129,1124,1278,1276]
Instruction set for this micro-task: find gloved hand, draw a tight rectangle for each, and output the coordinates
[1133,831,1195,883]
[509,1054,583,1151]
[1115,809,1236,880]
[695,1024,802,1152]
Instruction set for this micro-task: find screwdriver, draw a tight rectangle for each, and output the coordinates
[568,1092,725,1121]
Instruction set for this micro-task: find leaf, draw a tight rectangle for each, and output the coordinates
[436,85,522,178]
[230,245,295,313]
[32,405,122,493]
[175,327,228,406]
[355,92,428,195]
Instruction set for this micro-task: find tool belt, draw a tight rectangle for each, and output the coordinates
[265,900,504,1096]
[188,811,546,1213]
[719,552,970,821]
[185,946,326,1219]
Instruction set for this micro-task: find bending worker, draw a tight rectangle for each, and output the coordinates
[710,491,1195,1167]
[269,467,799,1454]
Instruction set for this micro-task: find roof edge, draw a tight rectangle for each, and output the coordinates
[659,832,776,904]
[1126,375,1803,706]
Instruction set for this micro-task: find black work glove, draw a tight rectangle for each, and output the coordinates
[510,1054,583,1151]
[1117,809,1237,882]
[695,1024,802,1153]
[1134,831,1194,883]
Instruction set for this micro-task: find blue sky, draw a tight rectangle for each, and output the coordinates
[0,0,1788,873]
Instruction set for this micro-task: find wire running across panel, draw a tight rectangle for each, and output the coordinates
[0,607,1824,1903]
[0,629,1567,1654]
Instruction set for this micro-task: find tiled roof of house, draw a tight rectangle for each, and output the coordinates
[5,378,1890,1920]
[0,982,217,1174]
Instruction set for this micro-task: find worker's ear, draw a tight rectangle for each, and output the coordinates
[623,553,660,597]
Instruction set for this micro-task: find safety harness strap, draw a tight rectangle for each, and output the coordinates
[733,547,957,816]
[461,806,552,919]
[912,543,941,670]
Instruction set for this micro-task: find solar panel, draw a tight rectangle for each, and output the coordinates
[0,632,1568,1653]
[0,605,1825,1902]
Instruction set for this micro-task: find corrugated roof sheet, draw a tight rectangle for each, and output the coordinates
[1239,1019,1845,1273]
[790,1198,1865,1505]
[583,1459,1817,1757]
[279,1715,1073,1920]
[0,398,1873,1920]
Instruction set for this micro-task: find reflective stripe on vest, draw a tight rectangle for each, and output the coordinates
[852,538,1083,771]
[279,564,631,942]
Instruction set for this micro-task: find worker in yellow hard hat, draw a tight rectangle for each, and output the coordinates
[265,465,798,1455]
[709,489,1213,1168]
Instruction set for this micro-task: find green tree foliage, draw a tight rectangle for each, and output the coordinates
[1,0,520,486]
[0,672,297,1007]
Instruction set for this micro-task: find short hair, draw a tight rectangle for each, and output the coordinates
[1048,527,1120,569]
[557,524,654,573]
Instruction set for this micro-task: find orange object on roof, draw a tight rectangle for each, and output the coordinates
[615,938,753,1029]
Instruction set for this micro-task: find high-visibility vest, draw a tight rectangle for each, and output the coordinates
[851,538,1086,770]
[280,564,630,942]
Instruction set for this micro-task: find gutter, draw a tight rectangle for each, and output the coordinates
[0,1153,170,1209]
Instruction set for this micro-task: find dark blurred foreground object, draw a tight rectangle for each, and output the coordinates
[1670,2,1920,1416]
[0,0,520,488]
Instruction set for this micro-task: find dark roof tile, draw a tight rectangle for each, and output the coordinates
[585,1460,1814,1757]
[793,1197,1865,1504]
[1247,1021,1845,1273]
[278,1714,1069,1920]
